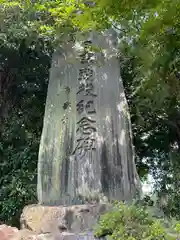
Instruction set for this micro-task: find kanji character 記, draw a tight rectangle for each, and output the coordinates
[85,100,96,114]
[76,100,84,114]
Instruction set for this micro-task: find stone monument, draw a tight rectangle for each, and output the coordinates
[37,29,140,206]
[20,30,141,238]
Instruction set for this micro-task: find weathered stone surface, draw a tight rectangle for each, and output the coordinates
[14,231,106,240]
[56,232,106,240]
[12,230,53,240]
[0,224,106,240]
[20,204,110,234]
[37,29,141,205]
[0,224,18,240]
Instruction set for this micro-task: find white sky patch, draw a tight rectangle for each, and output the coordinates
[142,175,154,195]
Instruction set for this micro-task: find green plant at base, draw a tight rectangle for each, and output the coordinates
[94,202,179,240]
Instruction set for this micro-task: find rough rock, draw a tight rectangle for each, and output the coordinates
[11,229,53,240]
[18,231,106,240]
[20,204,110,234]
[0,224,106,240]
[0,225,54,240]
[0,224,19,240]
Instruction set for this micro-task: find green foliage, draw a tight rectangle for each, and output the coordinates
[0,112,38,226]
[121,53,180,218]
[0,34,53,226]
[94,202,179,240]
[117,0,180,216]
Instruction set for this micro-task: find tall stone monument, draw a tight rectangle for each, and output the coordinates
[37,30,140,205]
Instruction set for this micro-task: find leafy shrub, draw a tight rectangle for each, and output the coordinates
[94,202,179,240]
[0,112,39,227]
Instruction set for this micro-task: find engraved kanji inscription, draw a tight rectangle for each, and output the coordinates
[76,100,96,115]
[85,100,96,114]
[84,40,92,46]
[85,82,97,97]
[76,100,84,114]
[73,40,97,156]
[77,66,97,96]
[77,137,96,151]
[77,82,85,95]
[77,82,97,96]
[72,136,96,156]
[78,67,94,82]
[77,116,96,135]
[80,52,94,64]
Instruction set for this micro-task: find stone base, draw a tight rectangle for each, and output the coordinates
[20,204,111,235]
[0,225,106,240]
